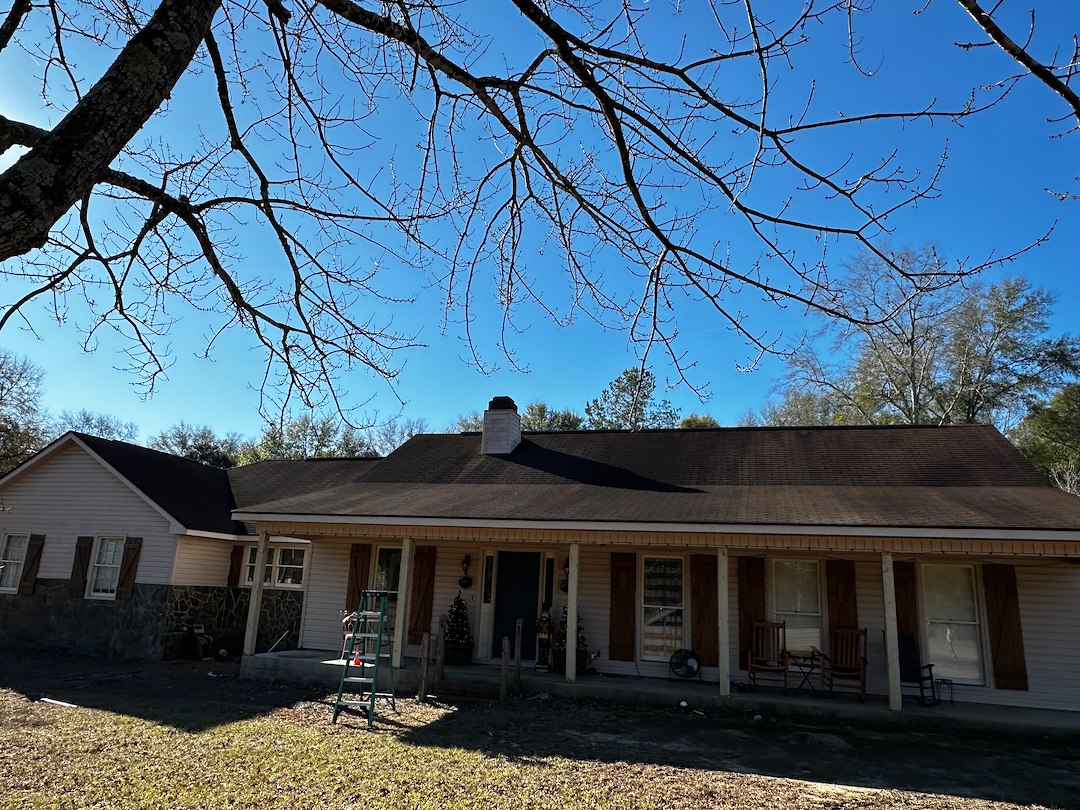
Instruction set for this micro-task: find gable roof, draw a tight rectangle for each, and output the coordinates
[73,433,243,535]
[236,425,1080,534]
[1,432,381,537]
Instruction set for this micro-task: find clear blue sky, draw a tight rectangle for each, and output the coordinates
[1,2,1077,439]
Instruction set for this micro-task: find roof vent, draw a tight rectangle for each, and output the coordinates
[481,396,520,455]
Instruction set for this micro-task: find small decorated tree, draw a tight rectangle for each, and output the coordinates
[444,591,473,665]
[552,605,588,674]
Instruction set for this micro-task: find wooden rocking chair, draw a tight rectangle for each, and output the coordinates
[747,621,789,692]
[822,627,868,701]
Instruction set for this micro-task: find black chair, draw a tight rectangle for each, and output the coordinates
[897,633,937,706]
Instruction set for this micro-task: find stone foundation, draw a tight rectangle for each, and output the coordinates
[164,586,304,657]
[1,582,304,660]
[0,580,169,659]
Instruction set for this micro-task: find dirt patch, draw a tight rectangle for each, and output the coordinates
[2,653,1078,809]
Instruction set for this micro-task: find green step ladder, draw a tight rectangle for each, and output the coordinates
[332,590,396,727]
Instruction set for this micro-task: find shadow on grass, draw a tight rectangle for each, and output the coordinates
[3,653,1078,809]
[398,697,1080,809]
[0,654,325,733]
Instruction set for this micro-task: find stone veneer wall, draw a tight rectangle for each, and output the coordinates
[0,583,304,660]
[0,580,169,659]
[165,586,304,656]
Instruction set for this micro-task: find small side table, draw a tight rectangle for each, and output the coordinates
[788,652,822,697]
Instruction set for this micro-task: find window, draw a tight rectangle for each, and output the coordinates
[245,545,307,588]
[373,546,402,626]
[922,563,984,683]
[87,536,126,599]
[641,557,684,660]
[0,533,29,592]
[771,559,822,653]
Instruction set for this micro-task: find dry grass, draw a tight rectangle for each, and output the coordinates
[0,662,1075,810]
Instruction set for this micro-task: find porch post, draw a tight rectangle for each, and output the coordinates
[242,531,270,656]
[565,542,581,684]
[393,536,415,669]
[881,551,903,711]
[716,547,730,697]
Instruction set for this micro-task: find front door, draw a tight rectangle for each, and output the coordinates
[491,551,541,659]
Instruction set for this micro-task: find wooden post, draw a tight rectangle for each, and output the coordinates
[417,632,430,703]
[881,552,903,712]
[242,531,270,656]
[500,637,510,702]
[565,542,580,684]
[392,537,415,669]
[435,614,447,682]
[514,618,523,695]
[716,547,731,697]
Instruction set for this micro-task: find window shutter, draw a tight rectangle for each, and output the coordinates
[408,546,437,645]
[608,552,636,661]
[69,536,94,597]
[345,543,372,610]
[115,537,143,600]
[982,564,1029,691]
[826,559,858,638]
[690,554,718,667]
[227,544,245,588]
[17,534,46,595]
[892,560,919,638]
[737,556,766,670]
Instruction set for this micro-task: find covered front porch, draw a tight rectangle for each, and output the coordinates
[236,520,1080,716]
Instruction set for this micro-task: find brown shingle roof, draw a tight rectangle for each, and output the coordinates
[237,425,1080,532]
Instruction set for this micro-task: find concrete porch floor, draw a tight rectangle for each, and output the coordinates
[240,649,1079,738]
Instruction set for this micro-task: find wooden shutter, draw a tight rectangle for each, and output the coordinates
[345,543,372,610]
[690,554,718,667]
[982,564,1029,691]
[69,536,94,597]
[407,546,437,644]
[737,556,766,670]
[17,534,45,595]
[893,561,919,638]
[115,537,143,600]
[608,552,636,661]
[826,559,859,638]
[227,544,245,588]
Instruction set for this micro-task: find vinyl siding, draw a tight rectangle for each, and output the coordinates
[300,537,353,652]
[0,443,176,585]
[942,561,1080,711]
[171,536,234,586]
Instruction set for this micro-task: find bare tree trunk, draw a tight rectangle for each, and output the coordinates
[0,0,221,261]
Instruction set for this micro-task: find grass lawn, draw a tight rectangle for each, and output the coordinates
[0,659,1076,809]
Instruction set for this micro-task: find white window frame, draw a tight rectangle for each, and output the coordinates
[0,532,31,593]
[919,562,986,686]
[86,536,127,601]
[245,544,308,589]
[639,554,687,662]
[769,557,824,655]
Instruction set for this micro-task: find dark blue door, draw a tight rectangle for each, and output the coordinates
[491,552,541,659]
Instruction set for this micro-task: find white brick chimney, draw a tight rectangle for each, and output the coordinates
[481,396,521,455]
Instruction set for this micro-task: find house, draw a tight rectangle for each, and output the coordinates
[233,398,1080,712]
[0,431,375,658]
[3,399,1079,713]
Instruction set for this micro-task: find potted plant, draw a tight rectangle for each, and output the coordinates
[551,605,588,675]
[443,591,473,665]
